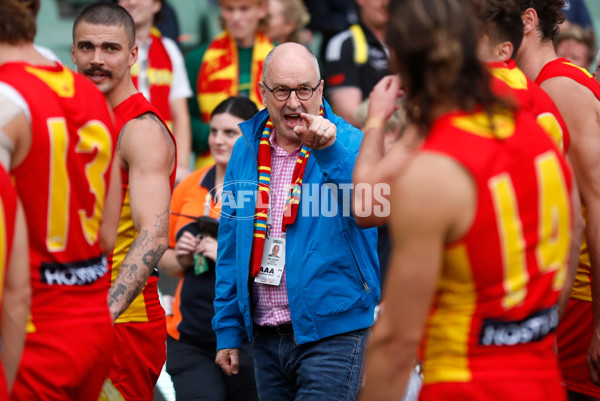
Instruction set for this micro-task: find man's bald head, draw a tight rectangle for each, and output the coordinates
[257,42,324,152]
[262,43,321,82]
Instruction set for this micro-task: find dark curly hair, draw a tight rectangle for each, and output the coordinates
[479,0,524,58]
[513,0,565,42]
[386,0,502,132]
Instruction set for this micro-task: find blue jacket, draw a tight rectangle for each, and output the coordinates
[212,101,380,350]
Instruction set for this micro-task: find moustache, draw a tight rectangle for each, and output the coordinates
[83,66,113,79]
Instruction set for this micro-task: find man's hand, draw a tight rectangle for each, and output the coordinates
[367,75,404,124]
[215,348,240,376]
[587,329,600,385]
[293,113,336,150]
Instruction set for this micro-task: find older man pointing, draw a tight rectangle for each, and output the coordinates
[213,42,380,401]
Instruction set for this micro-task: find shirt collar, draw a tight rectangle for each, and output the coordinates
[269,126,302,157]
[199,165,217,191]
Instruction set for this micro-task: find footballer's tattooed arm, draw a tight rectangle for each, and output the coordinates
[108,210,169,320]
[108,110,175,321]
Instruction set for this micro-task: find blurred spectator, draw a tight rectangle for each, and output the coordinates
[108,0,181,45]
[562,0,593,29]
[155,1,181,46]
[323,0,390,127]
[185,0,274,170]
[304,0,357,61]
[119,0,193,182]
[161,97,259,401]
[267,0,310,44]
[555,23,596,70]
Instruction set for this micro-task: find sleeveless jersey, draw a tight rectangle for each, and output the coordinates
[0,165,16,305]
[111,93,176,323]
[420,108,573,386]
[0,62,117,329]
[131,27,173,129]
[488,60,570,152]
[0,166,15,400]
[535,57,600,302]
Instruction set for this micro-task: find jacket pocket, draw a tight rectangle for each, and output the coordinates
[307,233,367,317]
[344,233,371,294]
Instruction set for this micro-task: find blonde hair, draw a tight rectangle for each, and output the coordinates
[275,0,310,43]
[355,99,405,133]
[555,24,596,66]
[219,0,270,33]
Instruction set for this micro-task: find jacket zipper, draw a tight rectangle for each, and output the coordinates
[344,233,370,294]
[241,127,259,167]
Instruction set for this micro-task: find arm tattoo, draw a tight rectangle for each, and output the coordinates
[108,209,170,320]
[143,243,167,267]
[155,209,170,238]
[138,112,176,151]
[117,126,126,152]
[117,112,175,152]
[109,284,127,309]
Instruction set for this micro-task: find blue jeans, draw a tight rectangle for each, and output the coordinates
[252,327,368,401]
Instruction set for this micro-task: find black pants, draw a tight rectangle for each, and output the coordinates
[166,337,259,401]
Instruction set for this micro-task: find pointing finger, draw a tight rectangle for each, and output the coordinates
[293,124,306,138]
[300,112,317,125]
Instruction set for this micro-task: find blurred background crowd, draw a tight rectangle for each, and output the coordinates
[34,0,600,72]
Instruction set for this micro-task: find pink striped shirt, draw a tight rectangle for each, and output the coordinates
[252,128,300,326]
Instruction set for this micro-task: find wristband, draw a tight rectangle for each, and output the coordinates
[363,116,386,132]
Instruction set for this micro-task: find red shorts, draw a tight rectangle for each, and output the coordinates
[420,379,566,401]
[11,321,113,401]
[107,318,166,401]
[0,364,7,401]
[557,298,600,398]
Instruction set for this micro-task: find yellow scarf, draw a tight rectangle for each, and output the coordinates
[198,31,273,122]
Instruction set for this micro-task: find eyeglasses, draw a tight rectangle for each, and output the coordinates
[262,80,321,101]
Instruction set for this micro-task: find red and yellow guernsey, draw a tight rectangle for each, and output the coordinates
[487,59,570,153]
[420,108,573,387]
[0,166,16,398]
[0,165,16,305]
[535,57,600,303]
[0,62,117,330]
[111,93,176,324]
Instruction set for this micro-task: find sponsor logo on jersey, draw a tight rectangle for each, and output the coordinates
[40,255,108,286]
[479,305,558,346]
